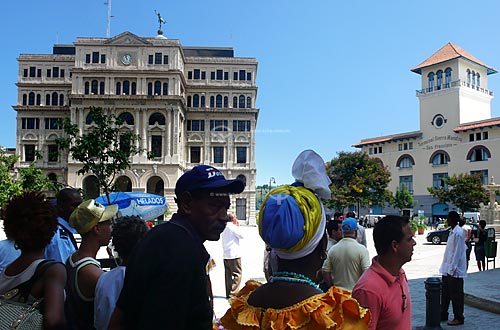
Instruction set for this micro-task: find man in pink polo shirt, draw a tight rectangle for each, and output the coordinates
[352,216,416,330]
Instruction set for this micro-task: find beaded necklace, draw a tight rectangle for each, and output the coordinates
[270,271,323,292]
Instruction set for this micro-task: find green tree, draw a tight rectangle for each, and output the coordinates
[325,151,392,213]
[18,163,57,192]
[427,173,488,214]
[56,107,146,203]
[392,186,417,214]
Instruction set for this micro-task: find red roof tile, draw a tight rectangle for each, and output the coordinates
[411,43,496,74]
[454,117,500,132]
[352,131,422,148]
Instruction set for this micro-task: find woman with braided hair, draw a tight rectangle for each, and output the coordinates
[220,150,370,330]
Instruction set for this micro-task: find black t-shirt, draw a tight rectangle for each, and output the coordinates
[116,214,212,329]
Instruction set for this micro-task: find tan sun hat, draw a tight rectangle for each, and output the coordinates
[69,199,118,234]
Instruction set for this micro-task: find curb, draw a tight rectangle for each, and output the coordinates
[464,292,500,315]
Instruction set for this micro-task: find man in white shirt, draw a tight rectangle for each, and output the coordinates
[221,213,244,298]
[439,211,467,326]
[322,217,370,291]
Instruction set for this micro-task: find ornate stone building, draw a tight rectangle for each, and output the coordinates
[13,31,259,223]
[354,43,500,222]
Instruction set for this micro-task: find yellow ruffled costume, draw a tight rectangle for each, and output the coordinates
[220,281,370,330]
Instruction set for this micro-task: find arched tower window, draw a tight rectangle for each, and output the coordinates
[467,145,491,162]
[154,81,161,95]
[428,72,435,91]
[91,80,98,94]
[436,70,443,90]
[216,95,222,108]
[445,68,452,87]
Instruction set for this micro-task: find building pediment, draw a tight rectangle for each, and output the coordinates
[234,134,249,143]
[104,32,153,46]
[187,133,203,142]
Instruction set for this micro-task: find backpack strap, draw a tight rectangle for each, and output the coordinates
[12,260,61,302]
[58,222,78,250]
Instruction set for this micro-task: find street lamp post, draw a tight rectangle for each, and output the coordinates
[269,177,276,191]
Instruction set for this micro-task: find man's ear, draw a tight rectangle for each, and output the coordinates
[178,192,193,215]
[390,240,398,253]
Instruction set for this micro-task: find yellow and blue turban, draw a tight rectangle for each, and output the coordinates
[258,185,326,260]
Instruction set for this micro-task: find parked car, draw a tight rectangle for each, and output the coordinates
[426,223,479,245]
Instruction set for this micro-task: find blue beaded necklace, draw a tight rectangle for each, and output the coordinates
[270,271,323,292]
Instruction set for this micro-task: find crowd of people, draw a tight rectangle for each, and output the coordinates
[0,149,487,329]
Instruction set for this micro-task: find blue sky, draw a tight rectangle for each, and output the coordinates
[2,0,500,186]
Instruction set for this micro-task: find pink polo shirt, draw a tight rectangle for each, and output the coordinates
[352,256,411,330]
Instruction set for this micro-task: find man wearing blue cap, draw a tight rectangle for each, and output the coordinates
[322,217,370,291]
[109,165,245,330]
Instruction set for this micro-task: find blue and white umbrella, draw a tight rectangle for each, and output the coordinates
[95,192,168,221]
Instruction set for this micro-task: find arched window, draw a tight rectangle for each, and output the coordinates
[36,94,41,106]
[123,81,130,95]
[149,112,166,125]
[233,96,237,108]
[85,112,95,125]
[147,83,153,96]
[91,80,98,94]
[162,82,168,95]
[436,70,443,90]
[216,95,222,108]
[224,96,228,108]
[428,72,435,91]
[131,82,137,95]
[466,69,471,85]
[246,97,252,108]
[201,95,205,107]
[154,81,161,95]
[45,94,50,106]
[239,95,245,108]
[116,82,121,95]
[28,92,35,105]
[467,146,491,162]
[52,92,58,106]
[99,82,105,94]
[210,96,215,108]
[187,95,192,107]
[118,112,134,125]
[396,154,415,168]
[59,94,64,106]
[84,82,90,95]
[430,151,449,165]
[471,71,476,86]
[193,94,199,107]
[476,73,480,87]
[445,68,452,87]
[22,94,27,105]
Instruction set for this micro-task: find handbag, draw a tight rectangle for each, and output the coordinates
[0,260,58,330]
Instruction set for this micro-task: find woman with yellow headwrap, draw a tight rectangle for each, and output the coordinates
[220,150,370,330]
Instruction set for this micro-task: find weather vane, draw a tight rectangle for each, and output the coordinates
[155,10,166,35]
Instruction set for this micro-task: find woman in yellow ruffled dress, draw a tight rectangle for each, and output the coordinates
[220,150,370,330]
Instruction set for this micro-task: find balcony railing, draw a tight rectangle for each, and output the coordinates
[416,79,493,96]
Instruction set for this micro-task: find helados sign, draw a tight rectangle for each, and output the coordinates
[135,197,165,206]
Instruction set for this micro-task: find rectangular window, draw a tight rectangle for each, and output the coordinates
[23,69,28,77]
[148,55,154,64]
[399,175,413,194]
[163,55,168,64]
[85,54,91,63]
[233,72,238,80]
[476,132,481,141]
[216,70,223,80]
[469,133,474,142]
[190,146,201,163]
[100,54,106,63]
[471,170,488,185]
[378,147,383,153]
[201,71,206,80]
[432,173,448,189]
[47,145,58,162]
[24,145,36,162]
[194,69,200,80]
[151,135,162,158]
[187,120,205,131]
[37,69,42,77]
[53,67,59,78]
[46,69,51,78]
[210,72,215,80]
[233,120,251,132]
[29,67,36,77]
[60,69,65,78]
[483,131,489,140]
[239,70,246,80]
[236,198,247,220]
[224,72,228,80]
[188,71,193,79]
[369,148,373,155]
[92,52,99,63]
[45,118,61,130]
[22,118,39,129]
[210,120,228,131]
[404,143,408,150]
[398,144,402,151]
[236,147,247,164]
[409,142,413,150]
[213,147,224,163]
[154,52,162,64]
[246,72,252,81]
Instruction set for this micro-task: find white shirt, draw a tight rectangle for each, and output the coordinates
[221,222,243,259]
[439,226,467,278]
[94,266,126,330]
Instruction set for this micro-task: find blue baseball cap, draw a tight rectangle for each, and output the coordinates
[175,165,245,198]
[342,217,358,231]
